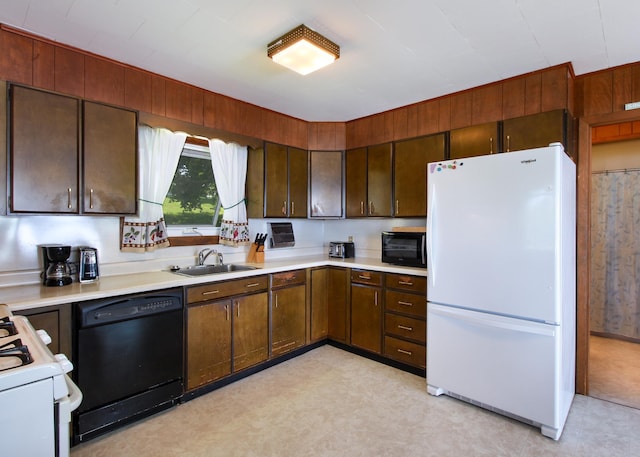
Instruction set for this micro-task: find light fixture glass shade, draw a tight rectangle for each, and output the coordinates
[271,39,336,75]
[268,25,339,75]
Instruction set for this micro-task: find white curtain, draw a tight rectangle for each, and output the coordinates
[208,138,250,246]
[590,170,640,340]
[121,125,187,252]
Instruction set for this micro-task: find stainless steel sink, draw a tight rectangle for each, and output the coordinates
[173,264,258,277]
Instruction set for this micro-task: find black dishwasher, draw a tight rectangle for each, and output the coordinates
[73,288,184,443]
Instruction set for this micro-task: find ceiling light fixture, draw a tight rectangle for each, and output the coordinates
[267,24,340,75]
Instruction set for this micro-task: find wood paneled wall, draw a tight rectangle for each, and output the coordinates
[575,62,640,118]
[345,64,574,148]
[0,25,320,150]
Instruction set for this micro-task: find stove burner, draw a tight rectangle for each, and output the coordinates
[0,337,33,371]
[0,316,18,338]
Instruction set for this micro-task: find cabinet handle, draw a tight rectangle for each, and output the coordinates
[489,137,494,154]
[67,188,72,209]
[290,201,295,215]
[369,201,374,215]
[245,282,260,288]
[202,289,220,296]
[225,304,229,321]
[506,135,510,152]
[360,201,364,215]
[398,325,413,331]
[236,301,240,318]
[398,301,414,307]
[397,349,413,356]
[89,188,94,209]
[282,201,287,215]
[395,200,399,215]
[374,291,378,306]
[398,280,413,286]
[275,293,278,308]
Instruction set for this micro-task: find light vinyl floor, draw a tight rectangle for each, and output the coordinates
[71,345,640,457]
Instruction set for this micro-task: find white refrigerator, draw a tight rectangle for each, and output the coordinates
[426,143,576,440]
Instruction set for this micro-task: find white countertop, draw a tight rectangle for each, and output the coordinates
[1,256,427,312]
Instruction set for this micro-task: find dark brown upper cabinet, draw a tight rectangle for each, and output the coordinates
[393,133,445,217]
[8,84,138,215]
[309,150,343,218]
[345,143,393,217]
[449,122,500,160]
[502,109,572,156]
[264,142,308,218]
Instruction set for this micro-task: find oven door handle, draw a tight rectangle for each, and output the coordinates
[66,374,83,412]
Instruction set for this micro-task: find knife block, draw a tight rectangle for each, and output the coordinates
[246,243,264,263]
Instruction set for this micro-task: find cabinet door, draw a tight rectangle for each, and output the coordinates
[186,300,232,390]
[450,122,500,160]
[345,147,367,217]
[367,143,393,216]
[9,85,79,213]
[394,134,445,217]
[350,284,382,354]
[271,284,306,356]
[83,101,137,214]
[310,150,343,218]
[327,267,349,343]
[310,268,328,342]
[502,110,567,153]
[288,147,308,218]
[233,292,269,371]
[15,304,71,359]
[264,143,289,217]
[246,145,264,218]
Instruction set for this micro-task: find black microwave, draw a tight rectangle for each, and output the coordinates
[381,231,427,268]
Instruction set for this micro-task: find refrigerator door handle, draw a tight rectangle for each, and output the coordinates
[427,185,435,284]
[429,304,556,337]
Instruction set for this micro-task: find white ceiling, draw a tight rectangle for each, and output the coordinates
[1,0,639,122]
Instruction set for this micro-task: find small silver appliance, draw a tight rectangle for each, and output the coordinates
[329,241,355,259]
[79,247,99,283]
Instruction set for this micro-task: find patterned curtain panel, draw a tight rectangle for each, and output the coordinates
[121,126,187,252]
[208,139,250,247]
[590,170,640,340]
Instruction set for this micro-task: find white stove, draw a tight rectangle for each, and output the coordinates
[0,305,82,457]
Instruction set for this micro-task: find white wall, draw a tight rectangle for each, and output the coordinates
[0,214,425,286]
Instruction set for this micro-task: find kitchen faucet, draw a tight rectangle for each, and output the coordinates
[198,248,223,265]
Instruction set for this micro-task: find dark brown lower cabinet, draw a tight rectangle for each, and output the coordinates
[270,270,306,357]
[350,269,383,354]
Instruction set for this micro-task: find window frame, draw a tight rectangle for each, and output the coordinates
[166,137,221,246]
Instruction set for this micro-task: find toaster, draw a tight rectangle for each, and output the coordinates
[329,241,355,259]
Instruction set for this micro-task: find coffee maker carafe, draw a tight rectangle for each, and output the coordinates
[79,247,99,283]
[42,245,73,287]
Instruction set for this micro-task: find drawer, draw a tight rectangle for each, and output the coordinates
[187,275,268,303]
[351,269,383,286]
[271,269,306,288]
[385,273,426,293]
[385,313,426,344]
[385,290,426,318]
[384,336,426,368]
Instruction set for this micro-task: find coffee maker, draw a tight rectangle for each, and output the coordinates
[41,244,73,287]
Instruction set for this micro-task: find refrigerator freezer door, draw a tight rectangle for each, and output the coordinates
[427,145,573,324]
[427,303,565,437]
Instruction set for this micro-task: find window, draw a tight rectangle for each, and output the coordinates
[163,142,223,237]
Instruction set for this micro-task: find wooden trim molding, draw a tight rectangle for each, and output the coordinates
[168,236,219,247]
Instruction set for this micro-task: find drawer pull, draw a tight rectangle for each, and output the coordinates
[397,349,413,356]
[398,280,414,286]
[245,282,261,288]
[398,301,414,307]
[397,325,413,331]
[202,290,220,296]
[358,275,371,280]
